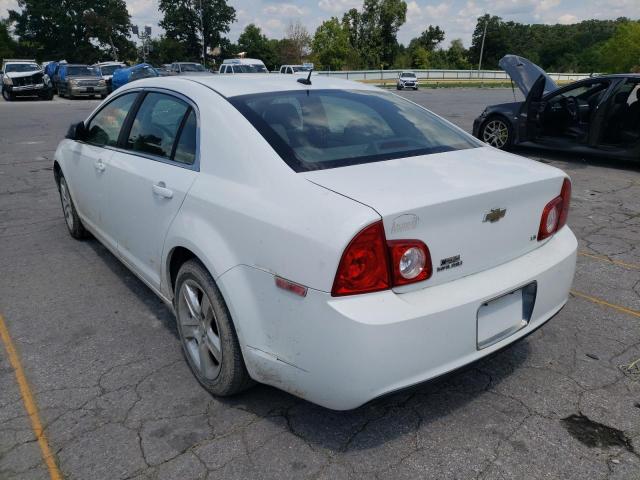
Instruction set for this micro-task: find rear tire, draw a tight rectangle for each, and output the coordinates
[58,175,88,239]
[175,260,252,396]
[480,116,513,150]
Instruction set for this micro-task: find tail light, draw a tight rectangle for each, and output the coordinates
[388,240,432,286]
[331,221,432,297]
[538,178,571,241]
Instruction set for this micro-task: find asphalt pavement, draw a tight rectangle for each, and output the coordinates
[0,89,639,480]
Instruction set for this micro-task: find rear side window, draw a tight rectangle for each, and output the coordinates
[230,89,480,172]
[126,93,189,159]
[85,93,137,147]
[173,110,197,165]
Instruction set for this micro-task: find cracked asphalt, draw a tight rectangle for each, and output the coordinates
[1,89,639,480]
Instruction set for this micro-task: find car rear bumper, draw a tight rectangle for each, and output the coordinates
[219,226,577,410]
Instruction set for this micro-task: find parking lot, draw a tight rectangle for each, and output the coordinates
[1,89,639,480]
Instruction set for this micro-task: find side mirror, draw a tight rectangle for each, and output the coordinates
[66,121,87,141]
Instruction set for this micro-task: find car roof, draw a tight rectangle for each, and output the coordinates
[597,73,640,79]
[96,61,125,66]
[222,58,265,65]
[123,74,379,98]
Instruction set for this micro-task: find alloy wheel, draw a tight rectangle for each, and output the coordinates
[482,119,510,149]
[177,280,223,380]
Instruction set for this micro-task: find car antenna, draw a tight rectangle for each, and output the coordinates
[297,69,313,86]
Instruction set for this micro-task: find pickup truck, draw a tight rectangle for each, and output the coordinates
[1,59,53,101]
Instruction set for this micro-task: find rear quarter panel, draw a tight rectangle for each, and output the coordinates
[160,80,380,298]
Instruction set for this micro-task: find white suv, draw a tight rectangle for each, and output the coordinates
[397,72,419,90]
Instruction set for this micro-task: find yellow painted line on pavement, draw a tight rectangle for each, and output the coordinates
[0,314,63,480]
[570,290,640,319]
[578,251,640,271]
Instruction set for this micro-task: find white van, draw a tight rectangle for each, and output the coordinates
[219,58,268,74]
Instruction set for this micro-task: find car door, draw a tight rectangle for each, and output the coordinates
[518,74,547,142]
[64,92,139,245]
[105,91,198,289]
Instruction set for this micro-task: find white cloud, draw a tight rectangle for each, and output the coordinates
[425,3,449,18]
[263,3,306,17]
[317,0,361,14]
[0,0,17,15]
[557,13,578,24]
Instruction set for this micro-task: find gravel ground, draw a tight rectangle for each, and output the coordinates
[0,89,639,480]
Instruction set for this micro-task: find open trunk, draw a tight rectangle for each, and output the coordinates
[305,146,567,292]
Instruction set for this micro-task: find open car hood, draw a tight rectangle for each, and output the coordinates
[499,55,558,97]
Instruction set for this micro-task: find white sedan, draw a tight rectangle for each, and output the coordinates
[53,74,577,410]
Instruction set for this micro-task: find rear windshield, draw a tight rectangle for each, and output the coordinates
[99,65,124,75]
[181,63,205,72]
[67,66,99,76]
[230,89,480,172]
[233,64,268,73]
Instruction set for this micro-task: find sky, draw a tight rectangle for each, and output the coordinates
[1,0,639,48]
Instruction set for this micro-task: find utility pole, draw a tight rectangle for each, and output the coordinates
[132,25,152,63]
[478,15,489,82]
[200,0,206,67]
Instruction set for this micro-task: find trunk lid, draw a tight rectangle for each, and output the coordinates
[499,55,558,97]
[304,146,567,291]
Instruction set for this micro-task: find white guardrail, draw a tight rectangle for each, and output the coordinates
[314,69,593,82]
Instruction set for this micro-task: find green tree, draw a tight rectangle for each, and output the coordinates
[599,21,640,72]
[0,21,16,59]
[416,25,445,51]
[342,0,407,68]
[8,0,134,62]
[148,36,187,65]
[237,24,278,69]
[411,46,429,69]
[311,17,350,71]
[446,39,471,69]
[159,0,235,62]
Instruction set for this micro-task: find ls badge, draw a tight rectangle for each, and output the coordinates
[483,208,507,223]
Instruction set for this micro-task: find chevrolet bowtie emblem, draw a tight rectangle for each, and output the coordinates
[483,208,507,223]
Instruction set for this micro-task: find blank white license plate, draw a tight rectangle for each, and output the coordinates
[477,288,529,350]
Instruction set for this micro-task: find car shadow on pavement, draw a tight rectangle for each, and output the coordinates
[86,239,178,338]
[513,146,640,173]
[218,337,531,453]
[83,228,531,453]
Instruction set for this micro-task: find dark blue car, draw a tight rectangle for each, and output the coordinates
[112,63,159,90]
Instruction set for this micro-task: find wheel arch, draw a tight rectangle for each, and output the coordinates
[53,160,62,189]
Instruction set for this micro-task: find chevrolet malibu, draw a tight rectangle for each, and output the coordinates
[53,75,577,410]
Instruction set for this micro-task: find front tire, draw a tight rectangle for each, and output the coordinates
[175,260,252,396]
[58,175,87,239]
[480,116,513,150]
[2,88,14,101]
